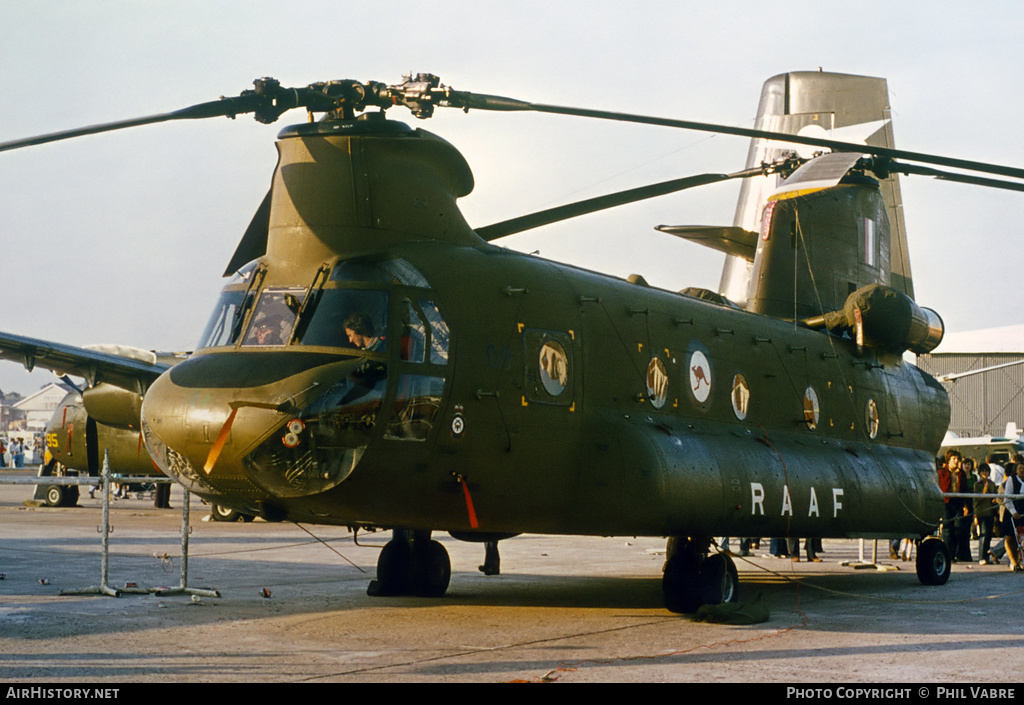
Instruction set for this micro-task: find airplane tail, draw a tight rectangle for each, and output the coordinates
[717,71,912,307]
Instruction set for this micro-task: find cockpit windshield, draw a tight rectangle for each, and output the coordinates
[241,289,305,347]
[197,289,246,349]
[196,257,436,354]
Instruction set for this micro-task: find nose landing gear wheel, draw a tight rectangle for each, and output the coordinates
[411,540,451,597]
[663,552,702,614]
[370,537,413,596]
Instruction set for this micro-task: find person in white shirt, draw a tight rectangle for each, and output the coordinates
[999,462,1023,571]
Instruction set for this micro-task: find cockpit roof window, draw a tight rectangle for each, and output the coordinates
[330,257,429,288]
[227,260,260,286]
[379,259,429,288]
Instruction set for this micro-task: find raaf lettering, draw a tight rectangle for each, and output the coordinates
[750,482,843,518]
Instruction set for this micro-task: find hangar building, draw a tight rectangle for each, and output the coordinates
[915,324,1024,439]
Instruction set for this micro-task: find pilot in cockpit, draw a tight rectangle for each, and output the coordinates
[247,313,287,346]
[344,312,385,352]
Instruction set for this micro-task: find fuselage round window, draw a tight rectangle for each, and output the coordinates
[731,373,750,420]
[539,340,569,396]
[647,357,669,409]
[803,386,820,431]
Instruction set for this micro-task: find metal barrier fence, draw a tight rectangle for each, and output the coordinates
[1,451,219,599]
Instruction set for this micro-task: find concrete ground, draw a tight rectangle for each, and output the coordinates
[2,469,1023,683]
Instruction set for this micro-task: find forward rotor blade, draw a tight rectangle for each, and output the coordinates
[0,77,349,153]
[448,92,1024,183]
[0,97,259,153]
[474,167,762,240]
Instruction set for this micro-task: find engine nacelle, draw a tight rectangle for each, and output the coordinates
[807,284,944,354]
[81,383,144,430]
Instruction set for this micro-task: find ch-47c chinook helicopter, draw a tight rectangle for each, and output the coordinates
[28,346,185,509]
[22,343,251,518]
[4,70,1024,613]
[35,374,156,508]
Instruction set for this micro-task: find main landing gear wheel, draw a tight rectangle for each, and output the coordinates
[700,552,739,605]
[45,485,79,508]
[373,537,412,596]
[411,539,452,597]
[662,538,739,614]
[38,461,79,508]
[916,537,952,585]
[211,504,242,522]
[368,530,451,598]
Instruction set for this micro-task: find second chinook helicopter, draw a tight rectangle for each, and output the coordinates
[4,70,1023,612]
[23,343,250,518]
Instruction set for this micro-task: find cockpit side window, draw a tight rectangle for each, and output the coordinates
[399,299,426,363]
[398,299,450,363]
[386,298,450,442]
[296,289,389,351]
[421,300,450,364]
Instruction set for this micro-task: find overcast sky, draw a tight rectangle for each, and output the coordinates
[2,1,1022,395]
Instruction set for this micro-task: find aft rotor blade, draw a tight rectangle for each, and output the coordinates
[475,168,762,240]
[888,161,1024,193]
[449,92,1024,183]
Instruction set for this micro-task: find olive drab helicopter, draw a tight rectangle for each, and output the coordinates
[35,377,157,508]
[4,70,1024,613]
[15,340,250,518]
[29,346,191,510]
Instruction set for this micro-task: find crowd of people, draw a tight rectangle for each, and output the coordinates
[0,435,40,468]
[721,450,1024,569]
[935,449,1024,572]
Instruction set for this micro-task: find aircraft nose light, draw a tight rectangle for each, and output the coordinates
[281,418,306,449]
[242,419,366,498]
[239,361,386,498]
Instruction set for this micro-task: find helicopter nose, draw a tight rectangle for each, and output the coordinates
[141,352,381,501]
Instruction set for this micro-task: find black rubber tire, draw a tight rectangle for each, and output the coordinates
[374,539,413,596]
[663,553,702,613]
[45,485,65,507]
[410,540,451,598]
[700,553,740,605]
[211,504,241,522]
[916,538,952,585]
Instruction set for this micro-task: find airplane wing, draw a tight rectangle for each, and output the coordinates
[0,331,172,394]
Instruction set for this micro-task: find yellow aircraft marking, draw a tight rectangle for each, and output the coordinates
[204,408,238,475]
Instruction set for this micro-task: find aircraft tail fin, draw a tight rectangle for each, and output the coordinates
[718,71,912,306]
